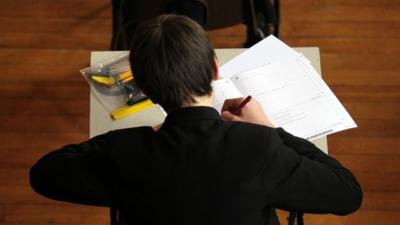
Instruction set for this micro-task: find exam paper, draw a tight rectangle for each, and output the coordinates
[219,35,299,79]
[212,79,243,113]
[218,55,357,140]
[215,35,356,140]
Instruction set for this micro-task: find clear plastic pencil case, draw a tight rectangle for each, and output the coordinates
[80,52,152,120]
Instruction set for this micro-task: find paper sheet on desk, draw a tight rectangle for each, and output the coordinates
[220,35,300,79]
[212,79,243,112]
[213,54,357,141]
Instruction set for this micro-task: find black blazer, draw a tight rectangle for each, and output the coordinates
[30,107,362,225]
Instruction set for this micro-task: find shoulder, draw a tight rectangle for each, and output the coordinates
[223,121,280,141]
[214,122,285,179]
[103,126,154,148]
[107,126,154,136]
[220,121,283,154]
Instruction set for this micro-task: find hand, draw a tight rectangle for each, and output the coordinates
[152,123,162,131]
[221,97,274,127]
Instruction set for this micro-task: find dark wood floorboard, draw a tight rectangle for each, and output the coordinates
[0,0,399,225]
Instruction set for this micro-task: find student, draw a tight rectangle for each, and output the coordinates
[30,14,362,225]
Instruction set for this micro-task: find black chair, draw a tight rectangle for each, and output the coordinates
[111,0,280,50]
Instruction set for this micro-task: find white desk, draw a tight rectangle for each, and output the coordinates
[90,48,328,153]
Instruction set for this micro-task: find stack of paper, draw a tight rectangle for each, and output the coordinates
[213,36,357,140]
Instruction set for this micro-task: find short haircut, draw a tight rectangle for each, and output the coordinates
[129,14,216,112]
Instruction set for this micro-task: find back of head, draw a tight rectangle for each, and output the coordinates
[129,14,216,112]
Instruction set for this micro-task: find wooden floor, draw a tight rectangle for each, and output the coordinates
[0,0,399,224]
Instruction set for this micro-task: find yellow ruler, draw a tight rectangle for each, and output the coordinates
[111,99,154,120]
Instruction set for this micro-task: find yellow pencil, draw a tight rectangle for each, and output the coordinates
[91,70,133,85]
[119,70,133,80]
[111,99,154,120]
[91,76,115,85]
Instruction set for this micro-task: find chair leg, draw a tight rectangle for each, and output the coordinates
[110,207,118,225]
[245,0,281,47]
[261,0,279,37]
[244,0,261,47]
[273,0,280,37]
[111,0,121,50]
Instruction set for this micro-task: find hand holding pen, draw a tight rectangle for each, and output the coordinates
[221,96,274,127]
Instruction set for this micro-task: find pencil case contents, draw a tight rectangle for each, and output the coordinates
[80,52,153,120]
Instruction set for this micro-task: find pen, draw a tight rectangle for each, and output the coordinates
[232,95,252,115]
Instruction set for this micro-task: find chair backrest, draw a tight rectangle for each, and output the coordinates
[111,0,280,50]
[111,0,208,50]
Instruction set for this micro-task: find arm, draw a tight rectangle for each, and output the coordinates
[266,128,362,215]
[221,98,362,215]
[29,133,115,206]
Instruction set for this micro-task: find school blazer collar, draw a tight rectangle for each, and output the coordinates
[164,106,222,125]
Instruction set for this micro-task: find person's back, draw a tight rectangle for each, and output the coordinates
[30,14,362,225]
[108,108,278,224]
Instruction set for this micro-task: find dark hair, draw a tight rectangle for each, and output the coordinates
[129,14,216,112]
